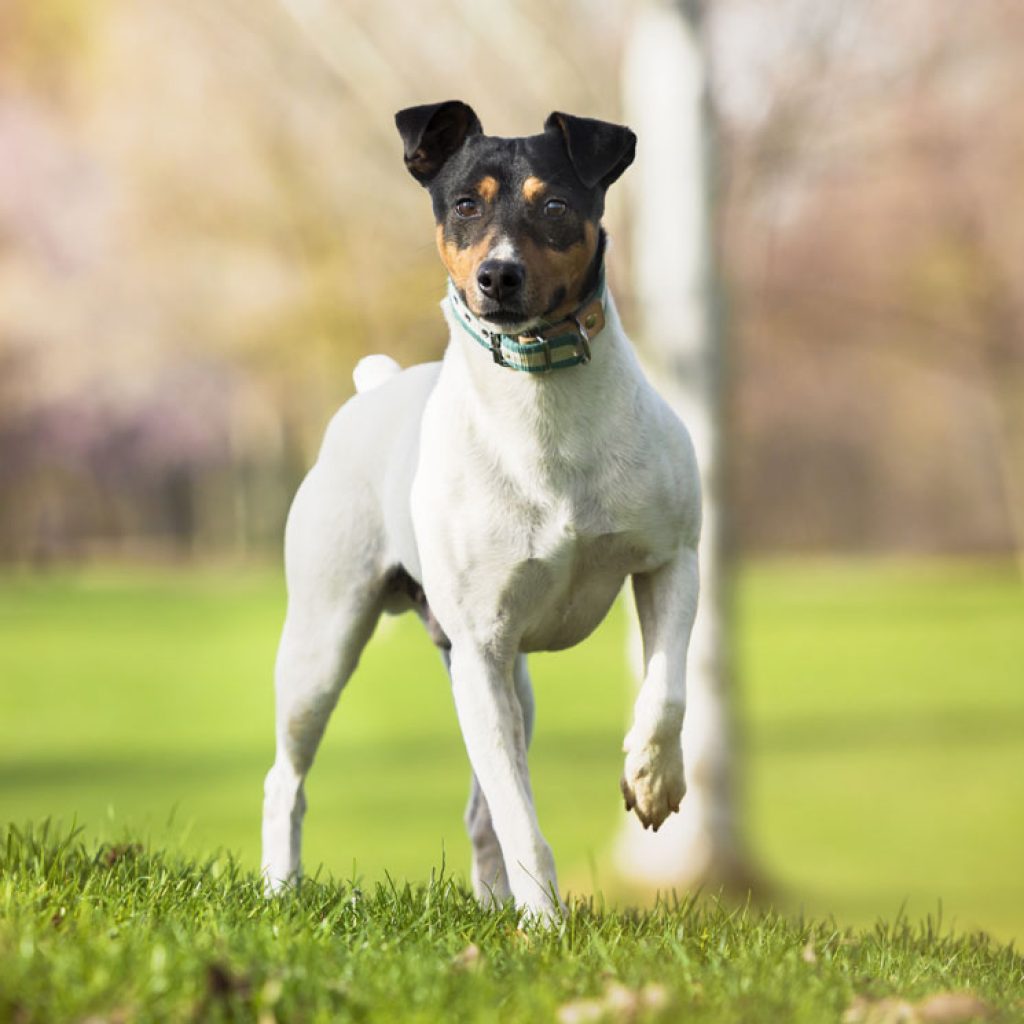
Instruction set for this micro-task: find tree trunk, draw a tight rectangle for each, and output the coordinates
[614,0,754,892]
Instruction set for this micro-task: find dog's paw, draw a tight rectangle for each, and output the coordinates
[619,738,685,832]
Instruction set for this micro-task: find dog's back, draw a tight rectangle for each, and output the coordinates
[284,359,440,597]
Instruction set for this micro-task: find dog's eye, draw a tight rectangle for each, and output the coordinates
[454,198,482,219]
[543,198,567,218]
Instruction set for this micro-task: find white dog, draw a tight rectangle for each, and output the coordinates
[261,101,701,919]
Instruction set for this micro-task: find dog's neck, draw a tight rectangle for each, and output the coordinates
[439,284,641,486]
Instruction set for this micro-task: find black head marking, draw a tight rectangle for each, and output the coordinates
[394,101,482,184]
[394,103,635,326]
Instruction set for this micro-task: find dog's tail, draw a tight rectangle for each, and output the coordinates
[353,354,402,394]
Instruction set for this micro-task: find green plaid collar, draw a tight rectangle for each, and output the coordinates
[446,277,607,373]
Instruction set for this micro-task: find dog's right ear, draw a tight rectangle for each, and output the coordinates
[394,101,482,185]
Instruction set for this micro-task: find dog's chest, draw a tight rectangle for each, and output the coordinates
[449,483,672,653]
[514,510,657,651]
[413,333,692,653]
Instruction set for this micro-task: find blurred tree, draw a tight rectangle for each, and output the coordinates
[721,0,1024,571]
[614,0,754,892]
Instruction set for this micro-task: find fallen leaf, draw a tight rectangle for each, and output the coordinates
[916,993,994,1022]
[102,843,143,868]
[556,998,607,1024]
[603,982,640,1017]
[205,962,252,1001]
[260,978,283,1006]
[844,992,995,1024]
[556,981,670,1024]
[640,983,669,1012]
[78,1010,131,1024]
[843,995,916,1024]
[451,943,483,972]
[801,942,817,964]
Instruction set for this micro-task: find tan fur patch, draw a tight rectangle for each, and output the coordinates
[436,224,496,295]
[522,176,546,202]
[519,221,598,318]
[476,175,499,201]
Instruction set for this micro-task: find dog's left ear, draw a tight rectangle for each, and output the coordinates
[395,100,482,184]
[544,112,636,190]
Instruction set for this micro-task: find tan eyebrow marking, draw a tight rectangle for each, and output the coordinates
[522,176,546,202]
[476,175,499,201]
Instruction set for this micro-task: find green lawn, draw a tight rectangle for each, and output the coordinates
[1,560,1022,944]
[3,827,1021,1024]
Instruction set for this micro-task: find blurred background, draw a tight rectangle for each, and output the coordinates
[1,0,1021,941]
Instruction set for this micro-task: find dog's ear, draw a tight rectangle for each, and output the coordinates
[544,112,636,190]
[395,101,482,184]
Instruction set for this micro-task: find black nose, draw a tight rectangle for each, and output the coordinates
[476,259,525,302]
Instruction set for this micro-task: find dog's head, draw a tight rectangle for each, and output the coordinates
[395,101,635,333]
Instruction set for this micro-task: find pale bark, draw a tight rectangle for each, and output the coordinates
[614,0,753,890]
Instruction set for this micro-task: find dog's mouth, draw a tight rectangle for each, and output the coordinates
[480,308,532,327]
[471,283,577,335]
[473,302,544,335]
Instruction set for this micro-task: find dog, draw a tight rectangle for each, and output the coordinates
[261,101,701,919]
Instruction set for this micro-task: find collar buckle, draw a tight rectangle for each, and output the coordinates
[526,334,554,372]
[487,332,507,367]
[570,316,593,364]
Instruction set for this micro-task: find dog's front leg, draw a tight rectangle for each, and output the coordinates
[448,645,561,920]
[621,545,700,831]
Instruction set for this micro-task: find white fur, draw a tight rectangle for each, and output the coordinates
[261,290,701,920]
[352,353,402,394]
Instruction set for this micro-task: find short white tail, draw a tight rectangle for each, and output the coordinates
[352,354,402,394]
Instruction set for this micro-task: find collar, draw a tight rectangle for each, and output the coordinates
[446,276,607,373]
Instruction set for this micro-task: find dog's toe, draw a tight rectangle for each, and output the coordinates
[619,775,636,812]
[620,740,686,831]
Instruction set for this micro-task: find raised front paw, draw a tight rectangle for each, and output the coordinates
[620,738,686,832]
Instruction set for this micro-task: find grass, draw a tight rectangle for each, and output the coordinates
[0,556,1023,1005]
[1,823,1021,1024]
[739,561,1024,941]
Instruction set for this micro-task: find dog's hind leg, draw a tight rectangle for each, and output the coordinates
[461,654,535,905]
[261,589,381,894]
[261,467,385,894]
